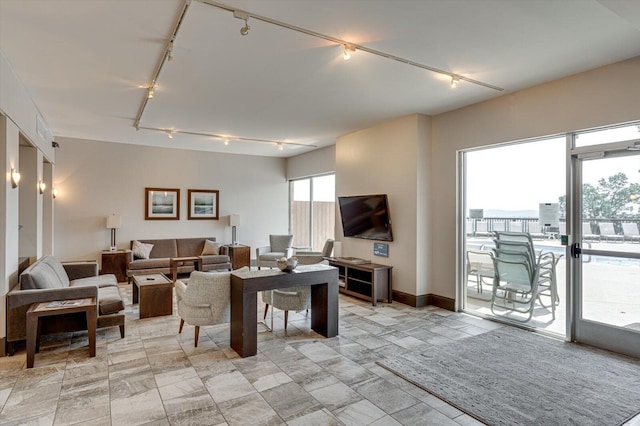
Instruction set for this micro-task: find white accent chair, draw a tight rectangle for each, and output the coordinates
[295,239,335,265]
[256,235,294,270]
[262,286,311,330]
[175,267,249,347]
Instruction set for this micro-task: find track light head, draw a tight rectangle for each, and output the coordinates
[166,130,174,139]
[277,142,284,151]
[51,141,60,148]
[343,44,355,61]
[240,21,250,36]
[451,76,460,89]
[224,138,230,146]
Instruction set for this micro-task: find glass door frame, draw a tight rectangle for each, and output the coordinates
[569,136,640,357]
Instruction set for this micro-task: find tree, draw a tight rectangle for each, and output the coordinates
[558,172,640,219]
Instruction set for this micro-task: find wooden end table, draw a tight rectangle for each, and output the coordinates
[170,256,202,283]
[222,244,251,269]
[26,297,96,368]
[101,249,131,282]
[132,273,173,318]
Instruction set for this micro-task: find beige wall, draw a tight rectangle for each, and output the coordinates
[54,137,289,265]
[430,56,640,299]
[336,114,432,296]
[286,145,336,180]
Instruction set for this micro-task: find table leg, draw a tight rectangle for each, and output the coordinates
[230,285,257,357]
[86,305,97,357]
[311,281,339,338]
[26,313,38,368]
[132,280,139,304]
[172,261,179,283]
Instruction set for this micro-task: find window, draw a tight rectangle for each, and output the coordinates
[289,174,335,251]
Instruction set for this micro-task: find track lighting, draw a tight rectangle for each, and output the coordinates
[224,138,230,146]
[10,168,20,188]
[277,143,284,151]
[166,130,174,139]
[167,42,173,61]
[52,188,58,199]
[39,180,46,195]
[234,10,251,36]
[148,86,155,99]
[343,44,355,61]
[451,76,460,89]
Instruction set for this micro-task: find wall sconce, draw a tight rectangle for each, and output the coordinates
[10,168,21,188]
[52,188,59,199]
[39,180,46,195]
[106,214,122,251]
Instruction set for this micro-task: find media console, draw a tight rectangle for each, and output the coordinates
[328,258,393,306]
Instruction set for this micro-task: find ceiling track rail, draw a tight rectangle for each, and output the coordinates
[137,126,317,148]
[133,0,192,130]
[197,0,504,92]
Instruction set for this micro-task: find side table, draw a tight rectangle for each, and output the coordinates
[170,256,202,283]
[132,273,173,318]
[222,244,251,269]
[26,297,96,368]
[101,250,131,282]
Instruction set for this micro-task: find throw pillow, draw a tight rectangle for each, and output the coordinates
[201,239,220,255]
[132,240,154,259]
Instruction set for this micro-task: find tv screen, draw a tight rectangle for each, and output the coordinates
[338,194,393,241]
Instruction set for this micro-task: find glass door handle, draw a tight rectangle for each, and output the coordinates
[570,243,581,259]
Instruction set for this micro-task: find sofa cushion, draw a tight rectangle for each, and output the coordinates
[98,286,125,315]
[176,237,215,257]
[132,240,154,259]
[201,239,220,255]
[128,258,171,270]
[71,274,118,288]
[21,261,64,290]
[200,254,230,264]
[41,256,71,287]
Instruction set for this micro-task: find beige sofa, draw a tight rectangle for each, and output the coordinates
[7,255,125,355]
[126,237,231,280]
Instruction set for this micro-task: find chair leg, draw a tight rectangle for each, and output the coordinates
[119,324,125,338]
[179,318,184,334]
[194,326,200,347]
[284,311,289,330]
[264,304,269,320]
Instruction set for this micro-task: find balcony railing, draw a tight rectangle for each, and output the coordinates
[466,217,640,238]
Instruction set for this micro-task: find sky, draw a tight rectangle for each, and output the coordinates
[466,124,640,214]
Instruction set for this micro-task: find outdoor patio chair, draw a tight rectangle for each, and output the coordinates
[621,222,640,242]
[598,222,624,242]
[583,222,600,241]
[490,254,541,322]
[466,249,494,294]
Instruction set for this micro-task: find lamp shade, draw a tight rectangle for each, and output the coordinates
[229,214,240,227]
[106,214,122,229]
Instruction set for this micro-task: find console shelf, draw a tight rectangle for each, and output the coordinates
[328,259,393,306]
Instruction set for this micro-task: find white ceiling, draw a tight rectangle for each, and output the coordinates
[1,0,640,158]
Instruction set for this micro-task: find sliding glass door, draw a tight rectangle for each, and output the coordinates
[570,125,640,358]
[289,174,335,252]
[461,137,567,336]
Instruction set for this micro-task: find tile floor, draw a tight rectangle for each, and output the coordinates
[1,283,638,426]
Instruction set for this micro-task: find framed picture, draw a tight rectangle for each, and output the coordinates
[145,188,180,220]
[188,189,219,220]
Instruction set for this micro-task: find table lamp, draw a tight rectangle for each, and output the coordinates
[106,214,122,251]
[229,214,240,245]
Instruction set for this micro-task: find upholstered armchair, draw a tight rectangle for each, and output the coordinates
[295,239,335,265]
[175,267,249,346]
[262,286,311,330]
[256,234,294,270]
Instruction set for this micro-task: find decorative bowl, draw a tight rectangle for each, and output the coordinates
[276,256,298,272]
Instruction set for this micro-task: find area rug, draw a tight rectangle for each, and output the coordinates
[377,327,640,426]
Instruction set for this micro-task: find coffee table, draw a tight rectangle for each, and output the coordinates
[26,297,96,368]
[132,273,173,318]
[170,256,202,283]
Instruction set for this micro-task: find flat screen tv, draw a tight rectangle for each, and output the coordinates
[338,194,393,241]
